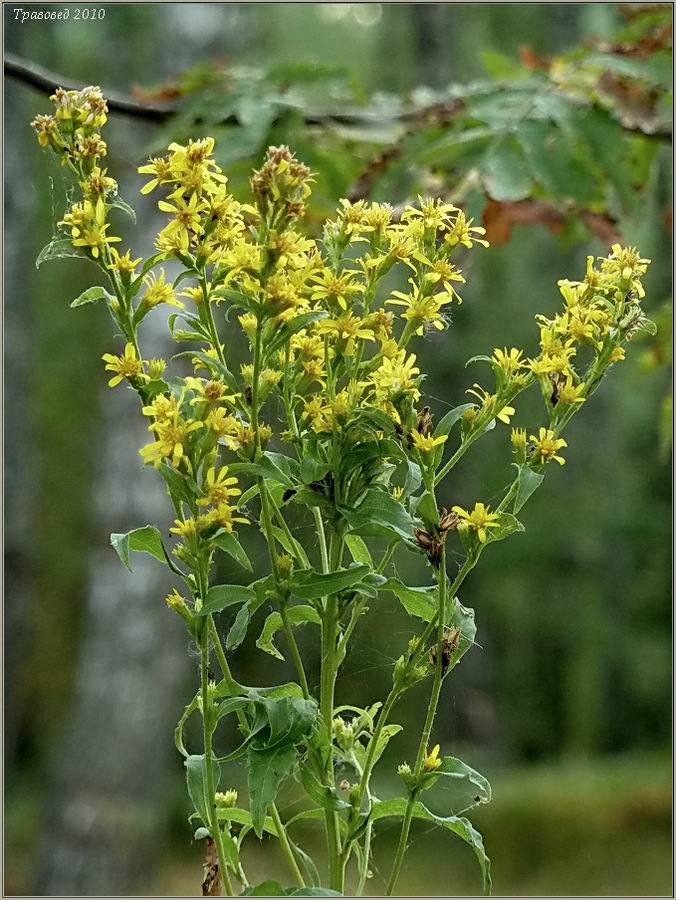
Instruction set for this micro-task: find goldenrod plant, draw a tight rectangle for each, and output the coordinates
[33,87,654,898]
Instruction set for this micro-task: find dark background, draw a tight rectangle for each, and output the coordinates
[4,3,672,896]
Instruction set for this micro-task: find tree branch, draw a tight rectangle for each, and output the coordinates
[4,52,173,121]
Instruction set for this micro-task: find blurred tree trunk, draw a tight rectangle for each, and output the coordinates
[412,4,452,88]
[3,75,37,763]
[34,365,190,895]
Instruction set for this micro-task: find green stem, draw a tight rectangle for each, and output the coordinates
[270,804,306,888]
[260,482,311,699]
[386,545,448,897]
[201,640,234,897]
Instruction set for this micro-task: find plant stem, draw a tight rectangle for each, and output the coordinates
[270,804,306,888]
[208,618,306,888]
[386,545,448,896]
[260,482,311,699]
[201,640,233,897]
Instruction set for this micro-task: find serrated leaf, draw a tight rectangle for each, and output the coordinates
[291,565,370,601]
[110,525,167,571]
[256,605,321,660]
[300,765,350,812]
[247,744,297,837]
[70,285,111,308]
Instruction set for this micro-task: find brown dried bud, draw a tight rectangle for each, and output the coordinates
[414,527,444,568]
[438,508,460,535]
[429,626,462,675]
[416,405,434,437]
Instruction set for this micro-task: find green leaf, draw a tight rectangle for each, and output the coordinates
[212,531,253,572]
[70,285,111,308]
[185,754,220,827]
[432,756,492,811]
[226,602,252,650]
[35,235,87,268]
[299,454,332,485]
[345,534,373,567]
[485,511,525,545]
[256,605,321,660]
[247,744,297,837]
[291,564,370,601]
[370,798,491,894]
[433,403,474,470]
[517,120,597,204]
[110,525,167,571]
[512,464,545,514]
[339,489,414,542]
[198,584,255,617]
[354,723,402,771]
[215,806,277,836]
[228,457,295,489]
[241,880,286,896]
[415,491,439,528]
[157,462,199,504]
[381,578,439,622]
[256,696,318,750]
[482,136,533,201]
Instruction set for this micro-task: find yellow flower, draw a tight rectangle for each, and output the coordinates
[310,268,363,309]
[157,191,209,251]
[556,380,586,406]
[466,384,515,424]
[141,269,183,309]
[185,377,238,407]
[138,155,173,194]
[402,196,457,232]
[387,284,454,334]
[62,196,121,258]
[510,427,527,455]
[370,352,421,402]
[423,744,443,772]
[530,427,567,466]
[102,342,144,387]
[142,392,179,421]
[197,466,241,507]
[491,347,525,379]
[452,502,500,543]
[141,412,203,467]
[169,516,209,538]
[444,210,489,249]
[109,248,142,280]
[410,430,447,454]
[205,502,250,533]
[205,407,239,438]
[608,346,626,363]
[315,312,375,356]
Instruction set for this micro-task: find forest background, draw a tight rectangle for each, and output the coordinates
[4,2,672,896]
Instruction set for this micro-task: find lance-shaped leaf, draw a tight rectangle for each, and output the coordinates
[256,605,321,660]
[512,464,545,514]
[198,584,255,617]
[370,798,491,895]
[291,564,370,601]
[432,402,475,467]
[212,531,253,572]
[185,754,220,828]
[247,744,297,837]
[71,285,113,308]
[110,525,168,571]
[36,235,87,268]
